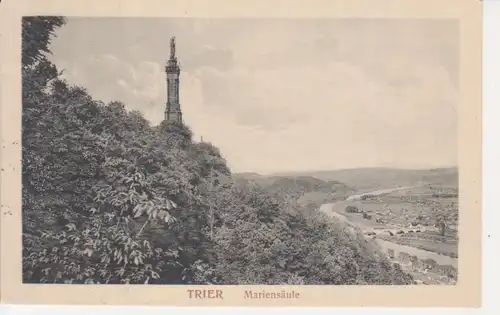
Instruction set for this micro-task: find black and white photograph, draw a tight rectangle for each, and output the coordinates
[18,16,464,287]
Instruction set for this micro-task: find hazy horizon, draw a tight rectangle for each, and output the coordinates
[48,17,459,174]
[236,165,458,176]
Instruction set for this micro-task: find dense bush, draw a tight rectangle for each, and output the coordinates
[345,205,360,213]
[22,17,412,285]
[360,194,375,200]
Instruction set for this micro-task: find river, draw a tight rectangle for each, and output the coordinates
[374,239,457,268]
[320,187,458,268]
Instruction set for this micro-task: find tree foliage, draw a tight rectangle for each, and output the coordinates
[22,17,413,285]
[22,17,66,68]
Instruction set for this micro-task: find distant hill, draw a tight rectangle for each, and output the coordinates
[233,172,262,180]
[232,173,356,206]
[271,167,458,192]
[235,167,458,193]
[264,176,354,195]
[234,174,353,193]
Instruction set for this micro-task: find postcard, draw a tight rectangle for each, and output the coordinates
[0,0,482,307]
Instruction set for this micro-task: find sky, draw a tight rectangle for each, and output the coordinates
[48,18,459,174]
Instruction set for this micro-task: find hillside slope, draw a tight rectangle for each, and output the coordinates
[21,17,413,286]
[233,174,356,206]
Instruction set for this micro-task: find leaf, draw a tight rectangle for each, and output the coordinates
[151,209,158,218]
[165,199,173,210]
[118,268,125,277]
[133,204,144,218]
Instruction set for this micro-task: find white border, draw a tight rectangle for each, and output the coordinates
[1,0,498,314]
[481,1,499,314]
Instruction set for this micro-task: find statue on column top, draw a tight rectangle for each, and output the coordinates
[170,37,176,60]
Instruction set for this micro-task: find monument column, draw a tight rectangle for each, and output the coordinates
[165,37,182,123]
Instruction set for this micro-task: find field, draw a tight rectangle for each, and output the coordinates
[332,185,458,256]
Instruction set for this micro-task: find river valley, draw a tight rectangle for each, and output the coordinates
[320,187,458,284]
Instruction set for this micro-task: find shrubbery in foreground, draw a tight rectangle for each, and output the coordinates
[22,17,412,285]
